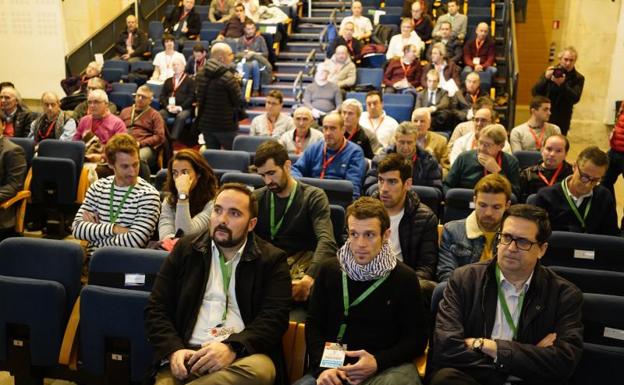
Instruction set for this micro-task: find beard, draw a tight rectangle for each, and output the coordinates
[212,223,247,248]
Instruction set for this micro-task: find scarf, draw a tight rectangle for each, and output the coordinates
[337,240,397,281]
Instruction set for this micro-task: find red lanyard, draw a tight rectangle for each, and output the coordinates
[179,9,190,21]
[368,115,384,132]
[483,152,503,176]
[475,39,484,57]
[412,152,418,163]
[346,39,353,53]
[346,127,359,142]
[528,125,545,150]
[400,60,411,77]
[267,115,277,136]
[41,120,56,141]
[413,17,424,27]
[537,163,563,186]
[172,74,186,96]
[320,140,347,179]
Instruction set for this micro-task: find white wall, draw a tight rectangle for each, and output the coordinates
[604,0,624,124]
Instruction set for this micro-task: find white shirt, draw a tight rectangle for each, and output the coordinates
[189,240,246,346]
[389,209,405,262]
[152,51,186,83]
[340,15,373,39]
[449,131,512,165]
[385,32,424,60]
[359,111,399,148]
[491,269,532,341]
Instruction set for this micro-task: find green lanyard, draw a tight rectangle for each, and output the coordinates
[269,181,297,240]
[337,271,389,343]
[219,252,233,323]
[129,106,148,129]
[495,265,526,340]
[109,183,134,224]
[561,180,592,229]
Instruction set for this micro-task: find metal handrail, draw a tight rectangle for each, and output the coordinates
[304,49,317,74]
[293,71,304,102]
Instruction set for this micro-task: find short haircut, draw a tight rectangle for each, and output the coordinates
[266,90,284,104]
[502,204,552,244]
[377,153,413,183]
[192,43,207,53]
[87,61,103,73]
[403,43,417,54]
[411,107,431,122]
[162,33,175,44]
[447,0,459,6]
[474,96,494,110]
[439,21,452,29]
[105,133,140,164]
[530,95,551,111]
[88,77,107,90]
[366,90,382,102]
[323,111,344,128]
[235,2,245,10]
[479,124,507,145]
[346,196,390,234]
[431,42,447,59]
[211,42,231,58]
[542,133,570,153]
[137,84,153,96]
[577,146,609,168]
[466,71,480,82]
[340,98,363,116]
[559,46,578,59]
[41,91,60,103]
[426,69,439,81]
[400,18,414,28]
[171,55,186,66]
[395,121,419,137]
[88,89,109,103]
[474,173,512,202]
[243,19,257,28]
[216,182,259,218]
[254,140,289,168]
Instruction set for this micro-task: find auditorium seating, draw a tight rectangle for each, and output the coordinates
[541,231,624,271]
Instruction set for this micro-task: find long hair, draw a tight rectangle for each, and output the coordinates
[164,149,219,217]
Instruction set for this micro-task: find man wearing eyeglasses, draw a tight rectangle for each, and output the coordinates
[430,204,584,385]
[534,146,619,235]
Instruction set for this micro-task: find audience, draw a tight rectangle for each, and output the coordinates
[340,98,381,159]
[185,43,207,76]
[0,117,27,240]
[158,149,218,241]
[278,106,324,155]
[234,20,270,97]
[450,106,511,164]
[28,91,76,143]
[386,18,425,60]
[447,97,494,149]
[462,22,497,78]
[339,1,373,41]
[73,77,117,123]
[163,0,201,41]
[150,34,187,85]
[603,101,624,198]
[438,174,512,282]
[383,44,423,94]
[359,90,399,148]
[327,21,363,60]
[216,3,249,43]
[420,43,461,97]
[159,56,196,141]
[432,0,467,41]
[0,86,36,138]
[325,45,357,90]
[454,72,485,121]
[113,14,148,62]
[249,90,294,138]
[427,21,463,64]
[411,107,451,176]
[415,70,451,132]
[60,61,103,96]
[303,65,342,119]
[209,0,236,22]
[410,1,434,42]
[510,96,561,152]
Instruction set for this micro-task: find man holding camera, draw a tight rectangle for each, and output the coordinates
[531,46,584,136]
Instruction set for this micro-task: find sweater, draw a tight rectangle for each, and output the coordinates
[253,182,337,278]
[510,122,561,152]
[463,36,496,69]
[74,113,127,144]
[158,199,213,240]
[249,113,295,138]
[118,106,165,149]
[519,161,573,202]
[72,176,161,256]
[279,128,324,155]
[303,82,343,113]
[383,58,422,88]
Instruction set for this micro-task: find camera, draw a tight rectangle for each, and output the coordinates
[552,67,565,78]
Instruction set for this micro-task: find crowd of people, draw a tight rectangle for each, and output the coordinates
[0,0,622,385]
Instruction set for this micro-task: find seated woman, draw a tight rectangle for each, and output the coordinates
[60,61,103,96]
[303,64,343,119]
[383,44,422,94]
[159,56,195,141]
[158,149,219,241]
[420,42,461,97]
[149,34,186,85]
[386,18,424,60]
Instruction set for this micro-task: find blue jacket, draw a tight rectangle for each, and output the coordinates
[291,139,366,198]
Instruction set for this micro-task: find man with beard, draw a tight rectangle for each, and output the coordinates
[438,174,511,281]
[253,140,337,303]
[145,182,291,385]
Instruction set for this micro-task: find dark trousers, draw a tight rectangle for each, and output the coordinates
[203,131,237,150]
[430,368,482,385]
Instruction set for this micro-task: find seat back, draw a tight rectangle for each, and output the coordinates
[202,149,250,173]
[148,21,164,41]
[344,91,367,105]
[360,53,387,68]
[232,135,273,154]
[526,193,538,205]
[330,204,346,247]
[384,104,412,122]
[549,266,624,297]
[111,82,138,94]
[220,172,265,190]
[383,93,414,106]
[89,246,168,292]
[443,188,474,223]
[512,150,541,170]
[9,137,35,168]
[103,60,130,75]
[356,68,383,89]
[38,139,85,172]
[282,321,306,385]
[130,61,155,75]
[582,293,624,347]
[109,92,135,110]
[297,177,354,208]
[411,185,443,217]
[101,67,124,83]
[542,231,624,271]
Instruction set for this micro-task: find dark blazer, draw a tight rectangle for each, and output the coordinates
[0,137,27,230]
[426,36,463,64]
[326,36,363,60]
[144,230,291,384]
[415,88,450,111]
[3,106,37,138]
[159,75,195,110]
[420,61,461,88]
[163,6,201,38]
[431,258,584,385]
[114,29,149,58]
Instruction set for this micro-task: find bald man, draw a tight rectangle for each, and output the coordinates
[278,107,324,155]
[29,91,76,142]
[114,14,148,62]
[462,22,497,78]
[195,42,244,150]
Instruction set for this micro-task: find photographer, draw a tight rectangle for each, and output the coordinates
[531,46,584,136]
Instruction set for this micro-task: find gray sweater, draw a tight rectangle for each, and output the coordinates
[303,82,343,113]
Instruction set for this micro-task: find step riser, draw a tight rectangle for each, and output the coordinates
[286,44,323,53]
[278,53,326,61]
[262,86,296,98]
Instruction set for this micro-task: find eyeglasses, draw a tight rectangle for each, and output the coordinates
[497,232,540,251]
[135,94,151,100]
[474,117,491,123]
[576,162,602,184]
[477,140,494,149]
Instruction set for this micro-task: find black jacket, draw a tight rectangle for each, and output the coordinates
[164,6,201,39]
[160,75,195,111]
[531,68,584,135]
[144,230,291,384]
[519,162,573,203]
[345,127,374,159]
[326,36,363,60]
[3,106,37,138]
[431,258,583,385]
[195,58,244,133]
[114,29,149,58]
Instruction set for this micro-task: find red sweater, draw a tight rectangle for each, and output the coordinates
[383,58,422,88]
[610,110,624,152]
[463,37,496,68]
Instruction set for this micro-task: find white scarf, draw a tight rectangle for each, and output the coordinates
[337,240,397,281]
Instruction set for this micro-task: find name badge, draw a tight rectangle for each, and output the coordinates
[209,325,236,342]
[124,274,146,286]
[168,97,176,106]
[473,57,481,66]
[320,342,346,368]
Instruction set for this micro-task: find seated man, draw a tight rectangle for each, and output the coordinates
[430,204,583,385]
[383,44,423,94]
[216,3,249,43]
[303,64,343,119]
[359,91,399,148]
[373,154,439,291]
[340,98,382,160]
[294,197,428,385]
[234,20,270,97]
[150,34,187,85]
[144,182,290,385]
[185,43,207,76]
[410,1,434,42]
[510,95,561,152]
[339,1,373,41]
[432,0,467,41]
[462,22,497,78]
[0,118,27,240]
[444,124,520,198]
[519,134,573,202]
[160,56,196,141]
[72,134,160,256]
[386,18,424,60]
[119,85,165,170]
[163,0,201,40]
[454,72,484,121]
[427,21,463,64]
[0,86,37,138]
[209,0,236,22]
[291,112,366,199]
[60,61,103,96]
[253,141,337,302]
[325,45,357,90]
[364,122,441,193]
[28,91,76,143]
[279,107,324,155]
[73,78,117,123]
[412,107,450,176]
[250,90,294,138]
[420,43,461,97]
[448,96,495,149]
[327,21,363,60]
[534,146,619,235]
[113,14,148,62]
[415,70,451,132]
[437,174,511,282]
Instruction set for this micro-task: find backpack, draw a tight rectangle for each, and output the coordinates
[371,24,394,46]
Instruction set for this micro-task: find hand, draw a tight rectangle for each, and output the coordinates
[216,34,225,41]
[544,66,555,80]
[552,74,566,86]
[121,54,130,60]
[317,368,348,385]
[292,275,314,302]
[475,64,484,72]
[175,173,192,195]
[537,332,557,347]
[465,338,497,359]
[169,348,196,380]
[245,51,255,60]
[85,153,103,163]
[113,224,129,234]
[338,350,377,384]
[167,105,181,114]
[187,341,236,375]
[82,210,99,224]
[182,26,188,33]
[477,153,501,174]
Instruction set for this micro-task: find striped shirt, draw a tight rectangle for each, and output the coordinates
[72,176,161,256]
